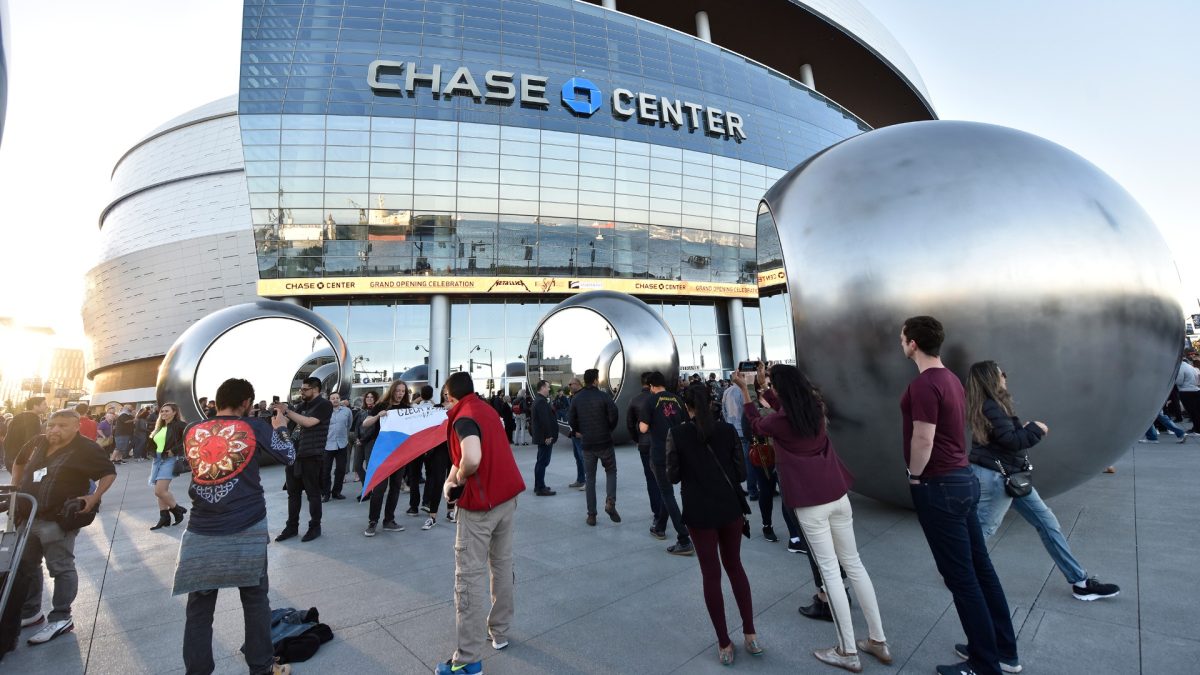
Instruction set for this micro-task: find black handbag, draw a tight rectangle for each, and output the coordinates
[995,459,1033,498]
[57,498,99,531]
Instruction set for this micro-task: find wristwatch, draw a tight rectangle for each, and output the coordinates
[906,468,922,482]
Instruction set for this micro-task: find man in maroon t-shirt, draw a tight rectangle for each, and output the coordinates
[900,316,1017,675]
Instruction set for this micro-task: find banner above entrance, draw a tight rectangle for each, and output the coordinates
[258,276,756,299]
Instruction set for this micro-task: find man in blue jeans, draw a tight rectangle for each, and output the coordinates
[901,316,1018,675]
[530,379,558,496]
[565,377,586,489]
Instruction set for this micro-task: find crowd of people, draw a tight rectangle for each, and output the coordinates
[2,319,1194,675]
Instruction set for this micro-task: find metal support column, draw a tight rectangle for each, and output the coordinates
[428,294,450,394]
[727,298,748,366]
[799,64,815,90]
[695,11,712,43]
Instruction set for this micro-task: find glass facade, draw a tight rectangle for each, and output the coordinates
[238,0,880,389]
[312,297,731,394]
[239,0,869,287]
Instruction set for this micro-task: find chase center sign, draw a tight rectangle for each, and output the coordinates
[367,61,747,141]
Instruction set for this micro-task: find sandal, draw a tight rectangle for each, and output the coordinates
[744,636,764,656]
[718,644,735,666]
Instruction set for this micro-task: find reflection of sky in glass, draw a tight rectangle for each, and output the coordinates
[194,319,330,404]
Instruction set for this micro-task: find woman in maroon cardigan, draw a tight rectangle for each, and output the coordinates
[735,363,890,673]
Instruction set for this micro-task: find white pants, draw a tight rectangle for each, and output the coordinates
[795,494,886,652]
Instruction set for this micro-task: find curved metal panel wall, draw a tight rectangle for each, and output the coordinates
[108,115,245,213]
[99,172,253,262]
[85,230,261,373]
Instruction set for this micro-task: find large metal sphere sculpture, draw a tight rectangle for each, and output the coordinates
[157,300,352,423]
[528,291,679,445]
[759,121,1183,507]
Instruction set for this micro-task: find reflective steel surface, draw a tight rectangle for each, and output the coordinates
[157,300,352,422]
[760,120,1183,507]
[528,291,679,445]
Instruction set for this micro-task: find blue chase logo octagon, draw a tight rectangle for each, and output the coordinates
[560,77,603,116]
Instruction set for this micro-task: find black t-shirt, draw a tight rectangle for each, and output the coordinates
[453,417,481,440]
[115,412,135,436]
[295,396,333,458]
[641,390,685,462]
[16,434,116,520]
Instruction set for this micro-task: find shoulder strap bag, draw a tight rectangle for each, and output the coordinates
[697,426,752,538]
[994,458,1033,498]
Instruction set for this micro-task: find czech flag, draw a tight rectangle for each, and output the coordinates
[361,407,449,497]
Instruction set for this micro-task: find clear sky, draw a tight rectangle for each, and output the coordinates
[0,0,1195,350]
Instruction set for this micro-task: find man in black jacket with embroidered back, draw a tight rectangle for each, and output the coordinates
[568,368,620,526]
[529,379,559,496]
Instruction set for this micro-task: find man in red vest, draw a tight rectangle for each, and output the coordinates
[436,372,526,675]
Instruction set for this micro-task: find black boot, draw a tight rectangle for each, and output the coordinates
[150,510,171,531]
[169,504,188,525]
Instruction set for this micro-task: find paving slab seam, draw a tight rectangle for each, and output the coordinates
[519,560,699,645]
[82,468,134,674]
[377,617,439,665]
[1132,445,1144,674]
[897,593,959,672]
[1021,505,1084,631]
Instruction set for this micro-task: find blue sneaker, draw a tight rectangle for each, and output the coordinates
[435,660,482,675]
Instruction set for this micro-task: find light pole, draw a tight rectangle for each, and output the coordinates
[470,345,495,393]
[699,341,707,369]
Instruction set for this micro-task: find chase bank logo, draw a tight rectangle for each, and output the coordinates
[560,77,602,116]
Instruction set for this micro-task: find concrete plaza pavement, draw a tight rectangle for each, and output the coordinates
[3,437,1198,674]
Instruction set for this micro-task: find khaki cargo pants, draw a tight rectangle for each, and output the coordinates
[453,496,517,665]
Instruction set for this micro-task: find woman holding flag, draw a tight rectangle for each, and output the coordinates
[360,380,411,537]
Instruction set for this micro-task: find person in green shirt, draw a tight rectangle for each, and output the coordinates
[149,403,188,531]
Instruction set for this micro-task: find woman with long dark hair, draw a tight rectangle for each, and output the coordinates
[966,360,1119,602]
[360,380,410,537]
[666,383,762,666]
[351,390,380,483]
[735,363,889,672]
[149,403,188,530]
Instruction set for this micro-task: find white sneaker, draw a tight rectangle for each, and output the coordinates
[20,612,45,628]
[28,618,74,645]
[491,637,509,650]
[446,509,456,523]
[422,517,437,530]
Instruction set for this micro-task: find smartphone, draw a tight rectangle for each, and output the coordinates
[738,360,761,386]
[447,484,465,504]
[272,395,280,403]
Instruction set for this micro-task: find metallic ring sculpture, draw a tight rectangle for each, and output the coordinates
[528,291,679,445]
[156,300,352,423]
[760,120,1183,507]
